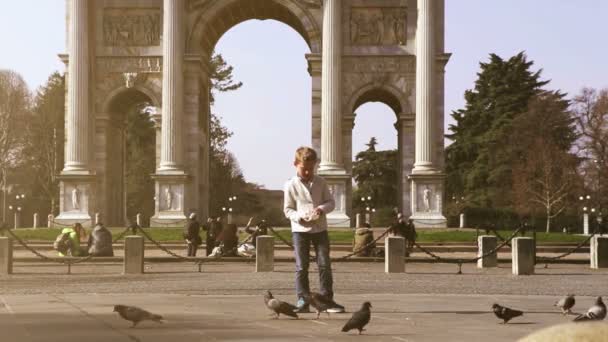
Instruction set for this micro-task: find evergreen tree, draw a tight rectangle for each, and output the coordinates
[446,52,549,207]
[352,137,398,212]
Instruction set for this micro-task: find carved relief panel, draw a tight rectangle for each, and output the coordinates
[103,8,161,46]
[350,7,407,46]
[342,56,415,109]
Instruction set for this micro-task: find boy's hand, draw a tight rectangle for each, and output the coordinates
[313,207,324,216]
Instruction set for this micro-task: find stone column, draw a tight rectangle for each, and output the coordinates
[56,0,95,227]
[413,0,436,173]
[159,0,185,172]
[64,0,91,172]
[319,0,343,172]
[396,115,415,217]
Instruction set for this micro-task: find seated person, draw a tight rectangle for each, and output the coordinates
[244,217,269,247]
[353,222,376,257]
[56,223,88,257]
[87,222,114,257]
[216,223,239,256]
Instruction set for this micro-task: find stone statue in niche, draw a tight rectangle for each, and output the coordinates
[103,9,161,46]
[72,187,80,211]
[123,72,138,88]
[350,7,407,46]
[164,187,173,211]
[423,187,431,212]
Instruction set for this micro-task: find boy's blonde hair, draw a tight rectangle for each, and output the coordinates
[294,146,317,163]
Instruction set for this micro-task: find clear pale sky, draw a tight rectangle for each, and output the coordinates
[1,1,607,190]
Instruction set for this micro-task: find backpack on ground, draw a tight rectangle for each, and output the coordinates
[53,232,72,255]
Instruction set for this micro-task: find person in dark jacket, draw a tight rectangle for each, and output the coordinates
[184,213,202,257]
[217,223,239,256]
[244,217,269,247]
[87,222,114,257]
[204,217,223,256]
[404,218,417,257]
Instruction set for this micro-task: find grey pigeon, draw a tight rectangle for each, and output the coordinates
[113,305,163,327]
[308,292,334,319]
[341,302,372,335]
[492,303,523,324]
[574,297,606,322]
[264,291,298,319]
[554,294,576,315]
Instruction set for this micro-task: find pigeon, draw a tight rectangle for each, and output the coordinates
[113,305,163,327]
[308,292,334,319]
[341,302,372,335]
[264,291,298,319]
[492,303,523,324]
[573,297,606,322]
[554,294,576,315]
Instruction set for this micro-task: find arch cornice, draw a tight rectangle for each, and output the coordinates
[347,82,410,118]
[186,0,322,56]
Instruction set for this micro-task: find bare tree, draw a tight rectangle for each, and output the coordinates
[0,70,30,222]
[572,88,608,211]
[22,72,64,215]
[513,139,577,232]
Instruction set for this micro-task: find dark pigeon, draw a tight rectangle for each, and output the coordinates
[492,303,523,324]
[555,294,576,315]
[574,297,606,322]
[309,292,334,319]
[264,291,298,319]
[113,305,163,328]
[341,302,372,335]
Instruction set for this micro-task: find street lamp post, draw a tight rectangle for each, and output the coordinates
[222,195,237,224]
[580,195,594,235]
[360,196,375,225]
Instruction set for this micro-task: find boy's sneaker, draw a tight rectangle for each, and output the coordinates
[295,297,310,313]
[326,301,345,313]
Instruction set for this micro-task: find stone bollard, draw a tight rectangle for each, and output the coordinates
[136,213,142,227]
[356,213,363,228]
[0,237,13,274]
[33,213,39,229]
[477,235,497,268]
[459,213,466,228]
[256,235,274,272]
[512,237,535,275]
[48,214,54,228]
[385,236,405,273]
[124,236,144,274]
[584,213,589,235]
[590,236,608,269]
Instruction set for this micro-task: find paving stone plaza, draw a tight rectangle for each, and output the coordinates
[1,262,607,341]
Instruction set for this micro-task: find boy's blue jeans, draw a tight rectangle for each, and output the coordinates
[292,230,334,301]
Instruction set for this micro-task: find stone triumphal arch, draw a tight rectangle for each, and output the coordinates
[56,0,449,228]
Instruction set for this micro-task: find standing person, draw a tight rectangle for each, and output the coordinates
[87,222,114,256]
[183,213,201,257]
[205,217,222,256]
[283,146,345,314]
[244,217,268,247]
[404,218,417,257]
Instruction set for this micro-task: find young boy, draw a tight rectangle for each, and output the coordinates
[283,146,344,313]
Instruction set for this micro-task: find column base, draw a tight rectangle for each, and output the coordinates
[408,173,447,228]
[151,172,189,227]
[56,173,96,228]
[317,170,351,228]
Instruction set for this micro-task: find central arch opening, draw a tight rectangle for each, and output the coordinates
[106,89,156,226]
[195,0,317,224]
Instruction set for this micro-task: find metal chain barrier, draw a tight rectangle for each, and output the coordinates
[3,226,131,274]
[49,219,92,229]
[536,230,598,268]
[337,227,391,260]
[412,227,524,274]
